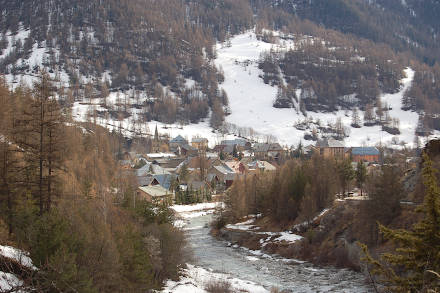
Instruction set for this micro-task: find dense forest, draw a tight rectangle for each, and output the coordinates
[0,74,188,292]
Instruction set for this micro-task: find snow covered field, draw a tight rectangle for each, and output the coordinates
[215,30,437,148]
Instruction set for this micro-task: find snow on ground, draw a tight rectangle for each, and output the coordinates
[273,232,303,243]
[215,29,426,148]
[171,202,223,213]
[0,245,37,270]
[1,25,70,90]
[5,25,436,149]
[225,215,303,245]
[0,272,23,292]
[161,264,269,293]
[171,202,223,224]
[293,208,330,231]
[225,218,256,230]
[71,97,239,148]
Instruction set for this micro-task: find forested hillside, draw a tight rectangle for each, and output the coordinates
[1,0,440,140]
[0,0,252,125]
[0,75,187,292]
[251,0,440,65]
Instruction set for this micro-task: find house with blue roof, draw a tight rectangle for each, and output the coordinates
[351,147,380,163]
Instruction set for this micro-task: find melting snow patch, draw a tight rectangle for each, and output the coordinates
[0,272,23,292]
[225,218,256,231]
[273,232,303,243]
[0,245,36,270]
[161,264,269,293]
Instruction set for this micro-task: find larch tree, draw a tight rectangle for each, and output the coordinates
[20,72,65,215]
[361,153,440,292]
[0,78,21,234]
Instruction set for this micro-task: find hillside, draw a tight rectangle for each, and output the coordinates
[1,0,440,149]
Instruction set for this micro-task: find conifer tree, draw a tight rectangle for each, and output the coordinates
[361,153,440,292]
[355,161,367,196]
[20,72,64,215]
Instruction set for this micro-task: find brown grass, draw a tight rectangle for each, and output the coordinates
[205,279,233,293]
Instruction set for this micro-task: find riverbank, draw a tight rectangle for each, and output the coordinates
[212,200,366,271]
[162,203,373,292]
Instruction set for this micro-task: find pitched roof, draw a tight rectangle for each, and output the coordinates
[254,143,283,152]
[352,147,380,156]
[170,135,187,144]
[192,137,208,143]
[136,162,170,176]
[136,163,152,176]
[224,161,245,173]
[138,185,171,198]
[316,138,344,148]
[153,174,178,190]
[221,138,248,146]
[253,143,270,152]
[213,165,235,175]
[181,144,197,151]
[137,176,154,187]
[248,160,276,171]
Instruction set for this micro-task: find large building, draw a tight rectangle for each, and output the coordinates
[314,138,347,159]
[351,147,380,163]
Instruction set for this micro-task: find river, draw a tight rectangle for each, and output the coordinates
[184,213,374,293]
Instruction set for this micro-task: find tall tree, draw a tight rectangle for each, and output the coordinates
[361,153,440,292]
[20,72,64,215]
[355,161,367,196]
[337,158,354,196]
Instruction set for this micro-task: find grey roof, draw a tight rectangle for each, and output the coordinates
[316,138,344,148]
[136,163,152,176]
[192,137,208,143]
[253,143,270,152]
[253,143,282,152]
[170,135,187,144]
[136,162,170,176]
[352,147,380,156]
[222,145,234,154]
[181,144,197,151]
[214,165,234,175]
[153,174,178,190]
[221,138,248,146]
[137,176,154,187]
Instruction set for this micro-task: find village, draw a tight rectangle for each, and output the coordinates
[118,125,414,205]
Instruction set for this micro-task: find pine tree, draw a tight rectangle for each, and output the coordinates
[355,161,367,196]
[361,153,440,292]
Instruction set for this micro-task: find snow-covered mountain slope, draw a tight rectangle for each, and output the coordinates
[215,30,438,148]
[3,25,439,149]
[1,25,70,90]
